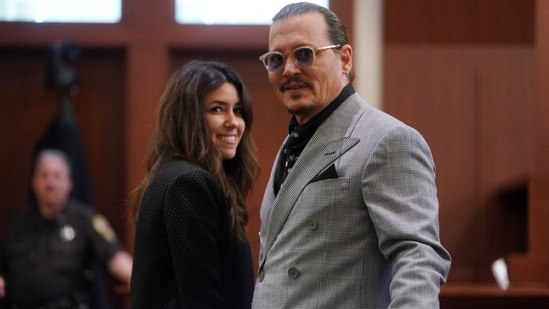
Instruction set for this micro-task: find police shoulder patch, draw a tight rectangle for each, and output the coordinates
[92,214,117,243]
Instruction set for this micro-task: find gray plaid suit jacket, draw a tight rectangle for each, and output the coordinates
[252,93,451,309]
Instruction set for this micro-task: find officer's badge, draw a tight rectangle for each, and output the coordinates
[92,214,117,243]
[60,224,76,241]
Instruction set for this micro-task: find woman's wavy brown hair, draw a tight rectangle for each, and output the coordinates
[128,60,260,238]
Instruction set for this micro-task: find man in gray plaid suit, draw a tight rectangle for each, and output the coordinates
[253,2,451,308]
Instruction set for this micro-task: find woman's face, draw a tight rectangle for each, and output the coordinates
[203,82,245,160]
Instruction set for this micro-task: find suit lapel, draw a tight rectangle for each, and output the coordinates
[261,97,363,258]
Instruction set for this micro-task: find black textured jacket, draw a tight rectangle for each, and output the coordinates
[131,159,254,308]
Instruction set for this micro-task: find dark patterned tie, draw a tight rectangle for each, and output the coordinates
[281,130,300,182]
[282,150,297,181]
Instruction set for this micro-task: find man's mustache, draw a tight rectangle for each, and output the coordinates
[279,78,312,92]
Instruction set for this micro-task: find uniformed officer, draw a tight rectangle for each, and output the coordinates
[0,149,132,308]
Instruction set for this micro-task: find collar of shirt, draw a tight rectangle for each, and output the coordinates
[273,84,355,195]
[286,83,355,153]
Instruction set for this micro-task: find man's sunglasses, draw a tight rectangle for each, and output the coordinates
[259,44,341,73]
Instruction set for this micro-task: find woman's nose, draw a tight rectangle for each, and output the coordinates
[224,112,238,127]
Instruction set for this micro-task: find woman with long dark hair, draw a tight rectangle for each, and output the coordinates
[129,60,260,308]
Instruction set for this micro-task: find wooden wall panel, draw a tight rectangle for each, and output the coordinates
[384,47,479,281]
[384,0,535,44]
[383,4,546,307]
[384,45,536,283]
[0,48,57,229]
[536,0,549,175]
[383,1,549,307]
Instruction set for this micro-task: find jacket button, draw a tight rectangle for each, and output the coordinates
[258,270,265,282]
[307,218,318,230]
[287,267,300,279]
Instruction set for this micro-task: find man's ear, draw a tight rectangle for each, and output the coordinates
[340,44,353,73]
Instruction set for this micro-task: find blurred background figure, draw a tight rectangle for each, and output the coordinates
[0,149,133,309]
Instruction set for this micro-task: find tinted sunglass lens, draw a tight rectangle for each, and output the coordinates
[266,54,284,72]
[294,47,315,67]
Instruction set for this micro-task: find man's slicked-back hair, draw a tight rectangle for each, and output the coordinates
[272,2,350,48]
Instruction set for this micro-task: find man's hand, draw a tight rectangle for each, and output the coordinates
[107,251,133,289]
